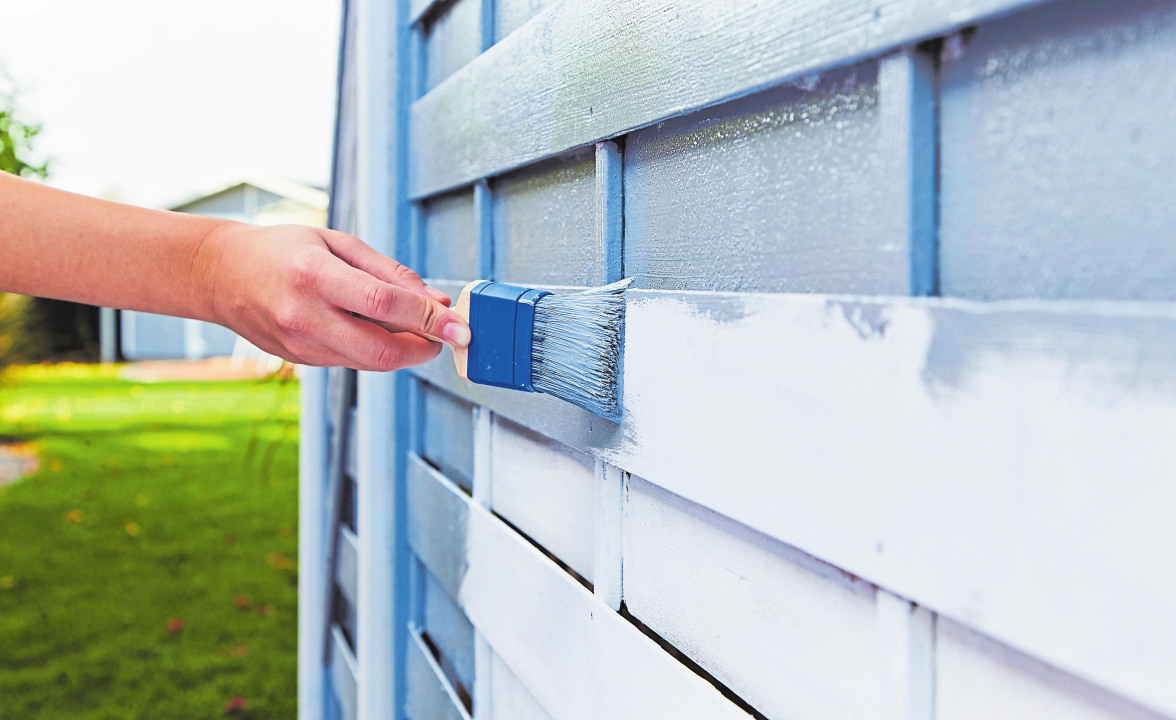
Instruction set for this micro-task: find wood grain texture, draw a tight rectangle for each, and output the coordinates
[490,148,601,286]
[406,629,471,720]
[409,0,1055,198]
[489,416,596,583]
[935,620,1167,720]
[623,475,880,720]
[415,281,1176,716]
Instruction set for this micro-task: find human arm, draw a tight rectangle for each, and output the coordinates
[0,172,469,370]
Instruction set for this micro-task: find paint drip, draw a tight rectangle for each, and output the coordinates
[531,278,631,419]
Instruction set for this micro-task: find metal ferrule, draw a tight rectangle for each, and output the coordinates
[466,281,551,392]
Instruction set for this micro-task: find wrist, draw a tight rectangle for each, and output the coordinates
[191,219,241,325]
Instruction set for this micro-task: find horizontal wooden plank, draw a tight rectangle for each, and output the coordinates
[406,629,471,720]
[414,281,1176,715]
[492,148,602,287]
[406,453,470,599]
[420,188,478,280]
[488,648,555,720]
[460,498,753,720]
[624,476,880,720]
[330,626,358,720]
[420,381,475,491]
[490,416,596,582]
[409,0,1054,197]
[335,527,359,609]
[936,620,1166,720]
[939,0,1176,301]
[421,563,475,695]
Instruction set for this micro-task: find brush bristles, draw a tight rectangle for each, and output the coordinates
[531,279,630,418]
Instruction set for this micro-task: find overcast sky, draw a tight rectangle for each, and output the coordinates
[0,0,340,208]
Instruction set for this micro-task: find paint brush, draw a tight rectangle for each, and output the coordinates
[450,279,630,419]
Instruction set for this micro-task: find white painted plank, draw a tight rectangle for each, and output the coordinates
[336,527,359,610]
[460,499,752,720]
[409,0,1054,197]
[487,649,555,720]
[406,454,469,600]
[414,284,1176,715]
[331,626,359,720]
[936,620,1167,720]
[490,416,596,582]
[624,476,879,720]
[406,629,471,720]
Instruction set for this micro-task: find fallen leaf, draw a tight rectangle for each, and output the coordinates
[125,522,141,537]
[226,645,250,658]
[167,618,184,633]
[65,509,83,523]
[223,696,247,715]
[256,604,274,617]
[233,595,251,609]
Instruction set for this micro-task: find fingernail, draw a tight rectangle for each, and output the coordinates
[427,287,451,303]
[443,321,471,348]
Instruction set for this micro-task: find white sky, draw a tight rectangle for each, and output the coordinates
[0,0,340,208]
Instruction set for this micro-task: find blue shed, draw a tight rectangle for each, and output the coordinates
[300,1,1176,719]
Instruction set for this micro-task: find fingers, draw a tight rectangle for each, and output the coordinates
[318,311,443,371]
[315,256,471,347]
[320,229,451,306]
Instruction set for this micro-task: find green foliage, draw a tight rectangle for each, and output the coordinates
[0,366,300,719]
[0,70,48,180]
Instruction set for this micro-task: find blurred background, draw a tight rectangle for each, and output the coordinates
[0,1,340,716]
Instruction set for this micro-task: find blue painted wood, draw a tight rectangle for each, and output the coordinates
[420,563,476,695]
[624,63,910,294]
[491,148,601,286]
[406,629,472,720]
[421,189,478,280]
[939,0,1176,301]
[422,0,482,92]
[420,381,476,491]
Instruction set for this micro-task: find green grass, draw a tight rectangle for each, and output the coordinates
[0,364,300,720]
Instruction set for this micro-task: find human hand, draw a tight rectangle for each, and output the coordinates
[200,222,469,371]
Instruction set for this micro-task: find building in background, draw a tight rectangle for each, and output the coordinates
[106,175,328,362]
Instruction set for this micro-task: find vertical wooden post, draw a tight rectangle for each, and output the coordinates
[879,48,938,297]
[876,591,936,720]
[354,0,408,718]
[299,366,330,720]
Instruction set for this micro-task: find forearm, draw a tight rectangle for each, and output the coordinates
[0,172,227,321]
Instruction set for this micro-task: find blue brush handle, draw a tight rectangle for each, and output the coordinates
[466,282,551,392]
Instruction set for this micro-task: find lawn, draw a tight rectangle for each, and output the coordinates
[0,364,300,720]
